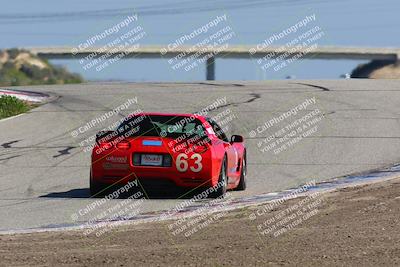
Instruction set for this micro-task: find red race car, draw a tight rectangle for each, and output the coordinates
[90,112,247,198]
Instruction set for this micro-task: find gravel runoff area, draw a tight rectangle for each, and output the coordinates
[1,177,399,267]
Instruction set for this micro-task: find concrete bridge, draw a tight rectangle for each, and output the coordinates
[26,46,400,80]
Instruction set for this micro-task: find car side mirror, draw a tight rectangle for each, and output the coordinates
[230,135,244,143]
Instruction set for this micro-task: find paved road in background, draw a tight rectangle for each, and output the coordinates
[1,80,400,231]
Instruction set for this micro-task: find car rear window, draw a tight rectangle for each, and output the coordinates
[116,115,206,138]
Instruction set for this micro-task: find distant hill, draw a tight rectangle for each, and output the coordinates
[0,48,83,86]
[351,59,400,79]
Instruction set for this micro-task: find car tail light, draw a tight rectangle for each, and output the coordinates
[116,140,131,149]
[99,142,113,150]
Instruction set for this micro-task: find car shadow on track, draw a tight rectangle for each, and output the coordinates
[39,187,205,199]
[40,189,90,199]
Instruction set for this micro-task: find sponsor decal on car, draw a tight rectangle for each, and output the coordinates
[102,162,130,170]
[106,156,128,163]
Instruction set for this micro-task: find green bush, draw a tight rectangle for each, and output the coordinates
[0,95,30,119]
[0,67,31,86]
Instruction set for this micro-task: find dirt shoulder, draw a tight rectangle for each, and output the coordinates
[1,178,400,267]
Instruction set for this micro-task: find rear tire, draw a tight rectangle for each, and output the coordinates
[209,157,227,198]
[235,152,247,191]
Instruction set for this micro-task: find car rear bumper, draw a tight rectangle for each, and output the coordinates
[91,166,215,188]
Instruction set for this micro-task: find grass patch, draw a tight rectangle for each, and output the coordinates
[0,95,31,119]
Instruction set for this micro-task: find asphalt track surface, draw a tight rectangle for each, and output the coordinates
[1,80,400,231]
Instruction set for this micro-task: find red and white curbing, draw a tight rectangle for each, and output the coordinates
[0,89,50,103]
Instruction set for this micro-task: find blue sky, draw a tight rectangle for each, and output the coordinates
[0,0,399,81]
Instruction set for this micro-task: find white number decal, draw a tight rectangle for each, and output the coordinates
[176,153,203,172]
[190,153,202,173]
[176,153,189,172]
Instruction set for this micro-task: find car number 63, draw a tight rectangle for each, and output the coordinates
[176,153,202,172]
